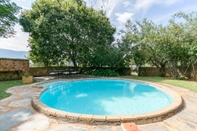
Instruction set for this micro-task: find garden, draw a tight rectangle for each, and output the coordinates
[1,0,197,131]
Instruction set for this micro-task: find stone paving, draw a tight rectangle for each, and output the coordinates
[0,79,197,131]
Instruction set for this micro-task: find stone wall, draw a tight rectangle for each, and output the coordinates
[29,66,68,76]
[0,58,131,80]
[139,67,160,76]
[29,66,131,77]
[0,58,29,80]
[139,67,197,80]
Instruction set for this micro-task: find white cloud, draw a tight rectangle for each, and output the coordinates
[115,12,134,24]
[180,3,197,13]
[0,24,30,51]
[134,0,182,12]
[12,0,33,9]
[92,0,122,18]
[123,1,131,7]
[21,6,30,10]
[135,0,156,11]
[164,0,182,5]
[15,0,26,2]
[152,3,197,25]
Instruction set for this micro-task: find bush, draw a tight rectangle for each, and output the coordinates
[90,69,119,76]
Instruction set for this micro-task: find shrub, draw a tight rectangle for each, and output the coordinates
[23,72,31,78]
[90,69,119,76]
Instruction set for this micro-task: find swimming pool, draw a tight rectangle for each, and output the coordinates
[32,78,183,124]
[40,79,173,115]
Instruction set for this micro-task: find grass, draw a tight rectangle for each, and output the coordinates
[127,75,197,92]
[0,80,23,100]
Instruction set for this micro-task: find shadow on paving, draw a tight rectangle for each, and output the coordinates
[0,108,33,131]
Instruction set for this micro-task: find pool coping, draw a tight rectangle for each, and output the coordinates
[31,78,183,125]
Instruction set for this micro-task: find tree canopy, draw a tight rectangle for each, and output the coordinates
[20,0,120,67]
[120,12,197,78]
[0,0,21,38]
[120,19,169,76]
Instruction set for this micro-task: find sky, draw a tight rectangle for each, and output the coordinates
[1,0,197,51]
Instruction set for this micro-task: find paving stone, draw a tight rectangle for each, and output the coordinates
[49,125,89,131]
[0,108,34,131]
[184,93,197,102]
[112,126,123,131]
[168,86,188,92]
[20,93,34,99]
[0,101,9,106]
[17,115,49,131]
[176,111,197,125]
[1,107,11,112]
[184,101,197,115]
[164,117,197,131]
[3,95,18,102]
[94,126,112,131]
[139,122,171,131]
[8,99,31,107]
[6,89,16,94]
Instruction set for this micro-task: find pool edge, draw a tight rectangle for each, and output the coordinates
[31,78,184,125]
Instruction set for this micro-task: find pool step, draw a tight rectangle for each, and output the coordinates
[121,122,140,131]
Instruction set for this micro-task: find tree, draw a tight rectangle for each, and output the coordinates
[120,19,170,76]
[166,12,197,78]
[120,12,197,78]
[0,0,21,38]
[20,0,116,67]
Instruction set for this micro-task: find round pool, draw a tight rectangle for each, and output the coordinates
[39,79,173,115]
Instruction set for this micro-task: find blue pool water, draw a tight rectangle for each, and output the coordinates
[40,79,173,115]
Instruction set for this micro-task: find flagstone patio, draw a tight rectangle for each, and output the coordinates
[0,78,197,131]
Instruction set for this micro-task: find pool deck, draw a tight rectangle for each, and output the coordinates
[0,77,197,131]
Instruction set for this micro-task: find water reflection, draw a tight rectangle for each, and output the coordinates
[76,93,88,98]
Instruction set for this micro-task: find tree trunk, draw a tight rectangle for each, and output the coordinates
[68,51,78,68]
[159,64,166,77]
[168,61,179,79]
[71,58,77,68]
[137,65,142,76]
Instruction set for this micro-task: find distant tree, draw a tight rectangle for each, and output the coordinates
[166,12,197,78]
[119,20,146,69]
[20,0,116,67]
[0,0,21,38]
[120,11,197,78]
[120,19,170,76]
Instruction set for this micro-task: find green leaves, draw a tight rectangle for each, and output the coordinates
[20,0,116,67]
[89,68,119,76]
[0,0,21,38]
[121,11,197,78]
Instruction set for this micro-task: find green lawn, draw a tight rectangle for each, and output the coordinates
[0,80,23,100]
[127,76,197,92]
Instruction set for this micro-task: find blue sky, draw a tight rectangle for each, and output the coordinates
[1,0,197,51]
